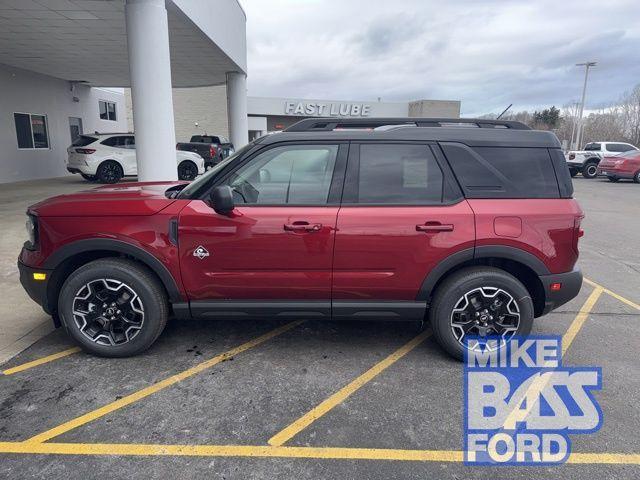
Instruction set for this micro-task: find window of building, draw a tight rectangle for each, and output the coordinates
[226,145,338,205]
[14,113,50,149]
[354,144,444,204]
[99,100,117,121]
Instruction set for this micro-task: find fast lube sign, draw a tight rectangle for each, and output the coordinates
[463,336,602,465]
[284,101,372,117]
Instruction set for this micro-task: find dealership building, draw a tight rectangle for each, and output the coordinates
[0,0,460,185]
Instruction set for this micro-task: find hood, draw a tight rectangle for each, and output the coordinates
[30,181,188,217]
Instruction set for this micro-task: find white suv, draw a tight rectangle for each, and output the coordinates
[66,133,205,183]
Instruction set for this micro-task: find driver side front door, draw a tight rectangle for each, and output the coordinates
[178,142,347,317]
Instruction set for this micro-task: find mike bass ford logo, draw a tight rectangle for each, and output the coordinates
[464,336,602,465]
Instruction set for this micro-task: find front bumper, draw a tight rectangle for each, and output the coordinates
[539,267,583,316]
[18,260,53,314]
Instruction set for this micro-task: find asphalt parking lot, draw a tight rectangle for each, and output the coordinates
[1,176,639,479]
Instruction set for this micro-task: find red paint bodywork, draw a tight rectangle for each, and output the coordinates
[597,153,640,179]
[21,182,583,304]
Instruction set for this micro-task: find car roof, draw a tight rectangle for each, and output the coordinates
[258,118,560,149]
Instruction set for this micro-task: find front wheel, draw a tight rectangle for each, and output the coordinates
[429,267,534,361]
[582,161,599,179]
[58,258,168,357]
[178,161,198,181]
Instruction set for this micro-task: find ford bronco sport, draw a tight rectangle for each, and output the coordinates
[18,118,583,360]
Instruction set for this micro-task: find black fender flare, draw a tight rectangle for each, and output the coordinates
[416,245,550,301]
[44,238,183,303]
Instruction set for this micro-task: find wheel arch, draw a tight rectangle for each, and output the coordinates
[418,246,549,317]
[43,239,183,317]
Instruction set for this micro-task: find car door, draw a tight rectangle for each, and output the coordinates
[332,142,475,320]
[178,142,347,316]
[120,136,137,175]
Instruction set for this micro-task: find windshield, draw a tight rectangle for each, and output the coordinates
[177,141,257,199]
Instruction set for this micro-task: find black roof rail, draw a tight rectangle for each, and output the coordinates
[284,117,531,132]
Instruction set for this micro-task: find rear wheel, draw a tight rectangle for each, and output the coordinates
[177,161,198,181]
[607,176,620,183]
[96,160,123,184]
[429,267,534,361]
[80,173,97,182]
[58,258,168,357]
[582,161,599,179]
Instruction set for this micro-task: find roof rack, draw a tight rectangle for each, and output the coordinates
[284,117,530,132]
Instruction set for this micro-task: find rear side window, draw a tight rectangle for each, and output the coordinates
[606,143,635,153]
[72,135,97,147]
[351,144,443,204]
[440,143,560,198]
[101,136,122,147]
[584,143,601,151]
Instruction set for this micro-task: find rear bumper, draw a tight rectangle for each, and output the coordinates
[597,166,634,178]
[67,165,94,175]
[539,267,583,316]
[18,260,53,314]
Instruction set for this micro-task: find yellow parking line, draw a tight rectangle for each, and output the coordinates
[502,285,603,428]
[584,277,640,312]
[562,285,604,356]
[268,329,432,447]
[2,347,81,376]
[0,441,638,465]
[25,321,303,445]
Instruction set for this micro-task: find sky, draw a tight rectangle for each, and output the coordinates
[241,0,640,117]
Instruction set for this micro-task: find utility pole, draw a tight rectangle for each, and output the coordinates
[574,61,596,150]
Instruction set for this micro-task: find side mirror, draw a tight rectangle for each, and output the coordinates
[210,185,235,215]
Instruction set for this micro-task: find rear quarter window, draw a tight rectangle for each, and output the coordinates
[440,143,560,199]
[72,135,97,147]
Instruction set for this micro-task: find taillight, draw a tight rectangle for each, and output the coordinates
[573,216,584,254]
[210,144,217,157]
[569,153,575,160]
[75,148,96,154]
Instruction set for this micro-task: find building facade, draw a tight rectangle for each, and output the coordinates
[0,64,127,183]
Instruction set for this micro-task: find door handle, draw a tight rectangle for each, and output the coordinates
[416,222,454,232]
[284,221,323,232]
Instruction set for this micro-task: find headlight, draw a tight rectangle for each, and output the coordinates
[25,214,38,250]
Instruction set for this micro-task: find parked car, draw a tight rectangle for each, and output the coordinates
[20,117,583,360]
[176,135,235,169]
[597,150,640,183]
[66,133,205,183]
[565,141,638,178]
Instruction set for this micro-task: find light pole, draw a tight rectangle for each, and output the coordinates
[574,61,596,150]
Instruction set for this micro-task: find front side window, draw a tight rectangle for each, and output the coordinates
[99,100,117,121]
[584,143,601,151]
[226,145,338,205]
[353,144,444,204]
[14,113,49,149]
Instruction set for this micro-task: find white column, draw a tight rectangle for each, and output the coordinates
[226,72,249,149]
[125,0,177,181]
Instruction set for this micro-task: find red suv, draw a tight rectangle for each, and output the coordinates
[18,118,583,360]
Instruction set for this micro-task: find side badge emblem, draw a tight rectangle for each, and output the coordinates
[193,246,210,260]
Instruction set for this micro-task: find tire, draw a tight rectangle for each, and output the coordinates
[569,168,578,178]
[634,170,640,184]
[178,161,198,181]
[429,266,534,361]
[607,176,620,183]
[80,173,97,182]
[96,160,123,184]
[582,161,599,179]
[58,258,168,357]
